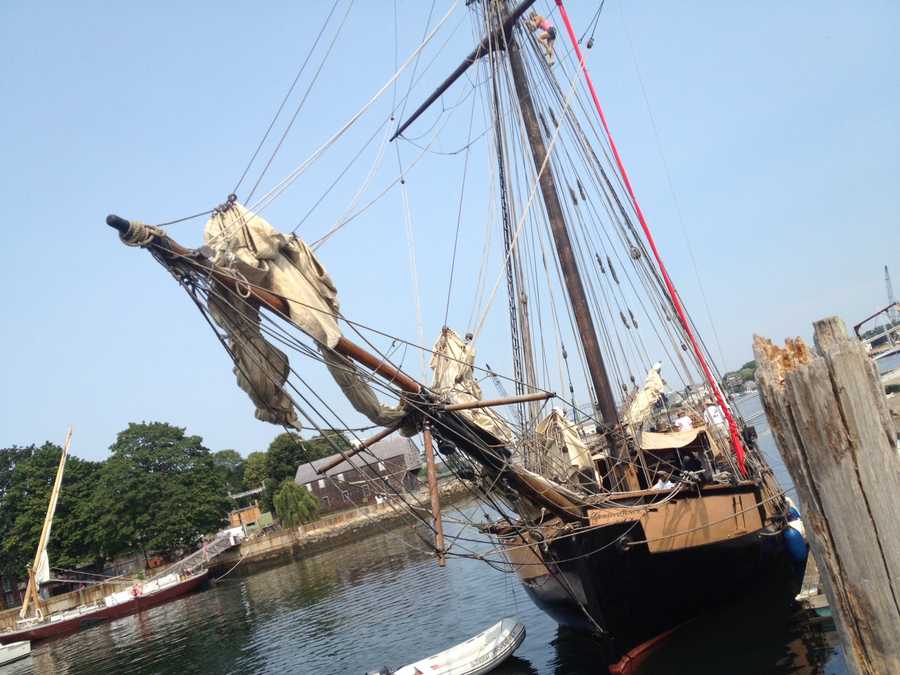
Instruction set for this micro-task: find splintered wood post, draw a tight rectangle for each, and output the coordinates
[422,420,446,567]
[753,316,900,675]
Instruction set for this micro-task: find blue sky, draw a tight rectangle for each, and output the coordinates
[2,1,898,461]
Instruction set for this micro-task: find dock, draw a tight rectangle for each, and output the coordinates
[755,316,900,674]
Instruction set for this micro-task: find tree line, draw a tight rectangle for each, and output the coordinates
[0,422,348,581]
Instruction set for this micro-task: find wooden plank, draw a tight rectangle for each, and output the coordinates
[640,492,762,554]
[587,507,644,527]
[754,317,900,675]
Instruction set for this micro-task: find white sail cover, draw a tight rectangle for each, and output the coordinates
[203,201,403,429]
[430,328,513,445]
[35,550,50,586]
[204,202,341,348]
[535,408,592,471]
[623,362,665,428]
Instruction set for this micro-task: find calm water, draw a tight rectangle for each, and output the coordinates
[9,396,847,674]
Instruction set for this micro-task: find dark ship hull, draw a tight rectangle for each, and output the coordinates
[498,485,805,662]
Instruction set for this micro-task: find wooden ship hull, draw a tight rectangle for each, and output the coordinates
[493,482,804,659]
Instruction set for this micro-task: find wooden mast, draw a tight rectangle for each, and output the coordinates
[496,1,638,488]
[20,427,72,619]
[498,4,620,430]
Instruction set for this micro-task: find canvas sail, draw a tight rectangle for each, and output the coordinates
[535,408,592,473]
[203,201,403,429]
[430,328,513,444]
[623,363,665,429]
[35,550,50,586]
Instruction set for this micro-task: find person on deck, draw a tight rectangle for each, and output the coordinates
[528,12,557,65]
[652,473,675,490]
[703,398,727,431]
[674,412,694,432]
[681,452,703,473]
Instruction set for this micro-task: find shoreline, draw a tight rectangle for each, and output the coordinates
[209,478,470,578]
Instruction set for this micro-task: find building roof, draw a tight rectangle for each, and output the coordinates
[295,436,422,485]
[228,486,265,500]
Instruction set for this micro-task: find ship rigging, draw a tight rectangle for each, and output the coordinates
[104,0,804,662]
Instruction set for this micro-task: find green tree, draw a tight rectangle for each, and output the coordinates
[266,432,348,483]
[272,480,319,527]
[91,423,230,561]
[0,444,101,578]
[243,451,268,490]
[213,449,245,494]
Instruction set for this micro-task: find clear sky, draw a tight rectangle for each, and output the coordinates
[2,1,898,461]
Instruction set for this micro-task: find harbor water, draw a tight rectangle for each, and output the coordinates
[9,394,847,674]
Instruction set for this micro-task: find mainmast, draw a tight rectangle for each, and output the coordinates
[496,0,620,428]
[392,0,624,450]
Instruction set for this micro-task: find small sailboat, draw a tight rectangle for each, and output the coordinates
[368,618,525,675]
[0,429,211,645]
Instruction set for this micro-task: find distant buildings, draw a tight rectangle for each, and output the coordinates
[0,575,24,610]
[227,486,273,535]
[294,437,422,515]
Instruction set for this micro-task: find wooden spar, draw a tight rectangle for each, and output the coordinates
[390,0,539,142]
[314,424,400,475]
[20,427,72,619]
[443,391,554,411]
[755,317,900,675]
[333,337,421,394]
[422,421,446,567]
[500,17,620,430]
[105,215,421,395]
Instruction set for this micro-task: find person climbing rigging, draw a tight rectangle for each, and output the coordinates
[528,11,557,65]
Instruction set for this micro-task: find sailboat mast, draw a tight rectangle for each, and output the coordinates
[20,426,72,619]
[498,3,619,428]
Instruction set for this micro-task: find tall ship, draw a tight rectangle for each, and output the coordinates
[103,0,806,662]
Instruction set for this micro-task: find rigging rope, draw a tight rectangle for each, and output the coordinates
[247,0,462,215]
[231,1,341,197]
[617,0,729,372]
[245,0,356,203]
[443,86,479,328]
[553,0,747,474]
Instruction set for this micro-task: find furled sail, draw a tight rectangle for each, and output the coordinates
[430,328,513,444]
[623,362,665,430]
[204,201,341,347]
[534,408,592,474]
[35,550,50,586]
[202,201,403,429]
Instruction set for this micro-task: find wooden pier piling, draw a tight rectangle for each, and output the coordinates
[754,316,900,675]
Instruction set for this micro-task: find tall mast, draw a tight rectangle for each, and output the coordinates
[497,1,619,428]
[20,427,72,619]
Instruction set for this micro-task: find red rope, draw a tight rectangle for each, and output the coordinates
[553,0,746,475]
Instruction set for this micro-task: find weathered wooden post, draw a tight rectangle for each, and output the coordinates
[754,316,900,675]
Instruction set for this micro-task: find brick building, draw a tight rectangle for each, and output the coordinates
[294,436,421,515]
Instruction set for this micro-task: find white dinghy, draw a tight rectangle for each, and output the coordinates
[369,618,525,675]
[0,640,30,666]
